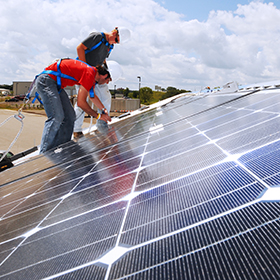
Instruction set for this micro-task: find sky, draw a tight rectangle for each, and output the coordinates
[1,0,280,92]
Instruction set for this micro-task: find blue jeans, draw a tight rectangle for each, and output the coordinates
[36,74,76,153]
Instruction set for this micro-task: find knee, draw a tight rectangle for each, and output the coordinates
[48,111,64,127]
[55,113,65,125]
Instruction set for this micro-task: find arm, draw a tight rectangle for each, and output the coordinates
[77,86,111,122]
[89,94,105,111]
[76,43,87,62]
[89,94,110,118]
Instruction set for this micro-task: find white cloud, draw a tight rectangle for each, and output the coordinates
[1,0,280,91]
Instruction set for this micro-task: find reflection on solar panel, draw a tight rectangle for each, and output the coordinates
[0,82,280,279]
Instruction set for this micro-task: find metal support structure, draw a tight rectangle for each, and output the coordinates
[137,76,141,92]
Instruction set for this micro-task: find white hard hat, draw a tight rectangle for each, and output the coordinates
[118,27,131,44]
[106,60,123,83]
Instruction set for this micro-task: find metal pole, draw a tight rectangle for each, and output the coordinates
[137,76,141,92]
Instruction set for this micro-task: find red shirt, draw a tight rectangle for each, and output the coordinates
[45,59,96,91]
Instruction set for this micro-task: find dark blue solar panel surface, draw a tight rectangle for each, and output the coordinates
[0,87,279,279]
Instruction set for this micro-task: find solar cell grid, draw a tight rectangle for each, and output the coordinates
[123,168,264,244]
[240,91,280,111]
[2,178,81,218]
[240,140,280,184]
[110,203,280,280]
[225,92,265,108]
[203,110,276,139]
[188,106,235,126]
[196,107,251,131]
[148,125,197,147]
[0,156,56,186]
[216,116,280,154]
[41,174,135,226]
[0,87,280,279]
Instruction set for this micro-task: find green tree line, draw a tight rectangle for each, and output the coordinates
[111,86,191,105]
[0,84,13,90]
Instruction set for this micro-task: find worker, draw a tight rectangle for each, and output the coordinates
[36,58,111,153]
[73,26,131,138]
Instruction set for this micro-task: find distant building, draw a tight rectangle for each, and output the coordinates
[12,81,76,97]
[13,81,32,96]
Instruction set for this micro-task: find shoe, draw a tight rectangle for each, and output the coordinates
[73,132,84,140]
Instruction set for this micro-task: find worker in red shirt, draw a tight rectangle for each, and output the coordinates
[36,58,111,153]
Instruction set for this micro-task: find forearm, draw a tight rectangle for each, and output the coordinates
[77,100,98,118]
[89,95,105,111]
[77,86,111,122]
[77,85,98,117]
[78,101,111,122]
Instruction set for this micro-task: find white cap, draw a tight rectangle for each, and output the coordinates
[118,27,131,44]
[106,60,123,83]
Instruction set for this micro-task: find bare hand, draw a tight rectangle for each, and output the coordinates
[100,113,111,122]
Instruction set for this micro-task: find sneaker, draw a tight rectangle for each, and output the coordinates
[73,132,84,140]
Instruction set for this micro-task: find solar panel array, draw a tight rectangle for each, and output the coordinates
[0,84,279,279]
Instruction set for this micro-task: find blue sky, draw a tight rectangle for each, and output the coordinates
[155,0,280,21]
[1,0,280,91]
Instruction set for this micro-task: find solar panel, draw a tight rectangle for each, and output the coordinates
[0,84,280,279]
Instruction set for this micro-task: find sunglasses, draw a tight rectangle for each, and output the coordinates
[105,73,112,81]
[115,27,119,43]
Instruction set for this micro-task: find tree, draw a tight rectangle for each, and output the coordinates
[0,84,12,90]
[139,87,153,104]
[162,87,190,99]
[123,87,130,98]
[151,90,165,103]
[166,86,178,98]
